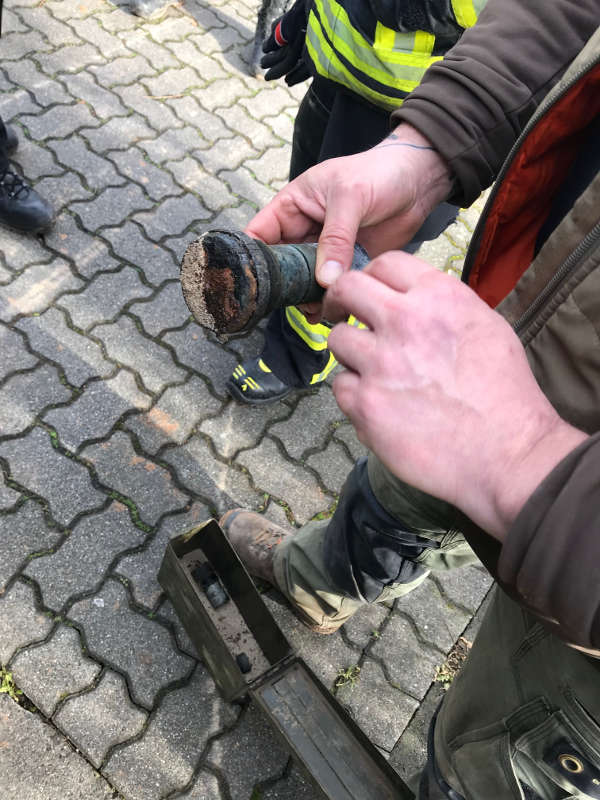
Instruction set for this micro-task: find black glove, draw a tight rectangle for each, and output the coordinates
[261,0,311,87]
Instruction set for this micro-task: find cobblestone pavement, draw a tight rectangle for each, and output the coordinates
[0,2,492,798]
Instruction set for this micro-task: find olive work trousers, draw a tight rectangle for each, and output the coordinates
[272,453,600,799]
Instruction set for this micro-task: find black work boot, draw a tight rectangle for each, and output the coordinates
[129,0,180,19]
[226,356,293,405]
[0,124,18,156]
[0,166,54,234]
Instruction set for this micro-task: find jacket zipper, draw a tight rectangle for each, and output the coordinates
[513,221,600,335]
[462,53,600,288]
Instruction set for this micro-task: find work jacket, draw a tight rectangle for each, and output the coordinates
[304,0,486,110]
[396,1,600,652]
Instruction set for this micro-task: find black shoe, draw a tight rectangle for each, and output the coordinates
[226,357,293,405]
[0,167,54,234]
[129,0,180,19]
[1,125,18,156]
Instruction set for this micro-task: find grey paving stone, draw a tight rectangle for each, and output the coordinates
[108,145,182,202]
[140,125,211,164]
[0,323,37,380]
[101,222,179,286]
[0,259,83,322]
[162,434,261,516]
[99,4,142,32]
[336,659,419,752]
[246,146,291,186]
[269,389,346,461]
[45,214,121,279]
[164,156,236,211]
[147,15,198,44]
[105,664,237,797]
[394,577,471,652]
[236,438,329,525]
[175,770,224,800]
[141,66,204,99]
[219,324,266,363]
[262,765,321,800]
[64,71,130,120]
[34,171,96,214]
[119,29,180,71]
[166,96,231,142]
[0,227,50,272]
[71,183,155,231]
[20,103,101,141]
[70,15,133,57]
[89,54,158,87]
[262,593,361,691]
[133,192,211,240]
[263,110,296,143]
[82,430,189,524]
[13,136,65,180]
[371,613,442,700]
[23,6,80,46]
[208,704,289,800]
[343,603,390,651]
[157,598,197,659]
[216,104,281,151]
[0,580,54,665]
[0,473,20,511]
[163,322,238,397]
[129,280,190,337]
[0,30,52,60]
[17,307,114,388]
[11,624,101,717]
[115,501,210,609]
[0,364,71,436]
[332,420,368,463]
[126,376,221,454]
[0,428,105,526]
[0,501,62,593]
[389,682,445,784]
[81,114,155,153]
[195,135,259,175]
[219,164,275,208]
[0,7,27,34]
[3,61,61,105]
[25,501,146,609]
[49,135,126,192]
[306,439,354,495]
[55,668,148,768]
[0,694,115,800]
[199,400,287,460]
[433,565,493,614]
[239,86,298,121]
[69,579,194,708]
[59,266,154,330]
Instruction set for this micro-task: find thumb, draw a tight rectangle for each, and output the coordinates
[315,189,363,287]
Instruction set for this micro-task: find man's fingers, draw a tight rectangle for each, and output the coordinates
[363,251,437,291]
[323,270,404,330]
[327,322,377,375]
[315,183,364,284]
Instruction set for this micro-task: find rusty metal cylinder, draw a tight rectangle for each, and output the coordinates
[180,228,369,335]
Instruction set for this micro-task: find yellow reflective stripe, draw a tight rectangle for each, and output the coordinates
[258,359,271,373]
[451,0,478,28]
[310,351,338,384]
[347,314,368,330]
[285,306,330,351]
[374,20,395,50]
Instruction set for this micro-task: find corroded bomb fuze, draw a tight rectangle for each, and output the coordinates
[180,228,369,335]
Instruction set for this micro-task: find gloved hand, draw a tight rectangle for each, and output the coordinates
[261,0,310,86]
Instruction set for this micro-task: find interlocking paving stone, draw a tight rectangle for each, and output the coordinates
[0,428,105,526]
[262,765,320,800]
[133,193,211,240]
[20,103,101,141]
[0,259,83,322]
[0,324,37,380]
[195,134,258,173]
[245,146,291,186]
[236,438,329,524]
[269,390,347,461]
[102,222,179,285]
[389,682,445,784]
[164,156,237,211]
[82,431,189,525]
[166,96,231,141]
[0,473,21,511]
[216,104,280,151]
[0,363,71,436]
[89,54,158,87]
[139,125,207,164]
[17,307,114,387]
[336,659,419,752]
[0,502,62,593]
[0,580,54,664]
[115,501,210,609]
[71,184,155,231]
[129,280,190,337]
[208,705,289,800]
[45,215,121,278]
[0,30,52,60]
[0,228,50,272]
[54,669,148,767]
[70,15,134,58]
[219,166,275,210]
[0,694,115,800]
[13,136,65,180]
[119,29,180,71]
[69,579,194,708]
[176,770,224,799]
[394,577,471,652]
[33,171,95,214]
[163,322,238,397]
[64,71,130,120]
[162,433,261,515]
[140,66,205,98]
[126,376,221,454]
[59,266,154,331]
[433,565,493,613]
[104,665,237,798]
[81,114,155,154]
[94,316,187,393]
[331,420,368,463]
[199,401,288,460]
[306,439,354,495]
[108,146,182,202]
[11,624,101,717]
[343,603,390,651]
[26,499,144,607]
[49,135,126,192]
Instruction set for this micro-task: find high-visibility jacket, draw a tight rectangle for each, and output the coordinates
[304,0,487,111]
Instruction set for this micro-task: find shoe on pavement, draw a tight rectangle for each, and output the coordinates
[129,0,181,19]
[226,357,293,405]
[0,167,54,234]
[220,509,343,634]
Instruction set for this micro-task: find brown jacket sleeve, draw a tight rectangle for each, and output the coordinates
[497,434,600,650]
[391,0,599,206]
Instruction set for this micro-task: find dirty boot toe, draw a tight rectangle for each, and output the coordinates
[220,509,291,586]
